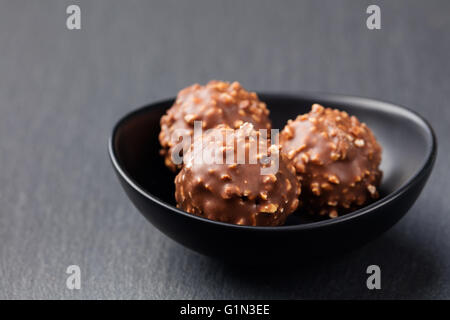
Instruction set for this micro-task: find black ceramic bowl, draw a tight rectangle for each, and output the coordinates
[109,93,436,261]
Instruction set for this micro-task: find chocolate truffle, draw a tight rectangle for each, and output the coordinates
[159,81,271,171]
[280,104,382,218]
[175,123,300,226]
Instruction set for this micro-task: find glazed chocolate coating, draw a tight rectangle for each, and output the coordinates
[280,104,382,218]
[159,81,271,171]
[175,123,300,226]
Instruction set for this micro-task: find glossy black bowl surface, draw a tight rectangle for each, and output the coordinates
[109,93,436,261]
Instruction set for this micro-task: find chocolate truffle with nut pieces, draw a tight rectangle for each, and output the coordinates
[159,81,272,171]
[175,123,300,226]
[280,104,382,218]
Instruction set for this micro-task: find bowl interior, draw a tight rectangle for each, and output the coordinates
[112,94,434,226]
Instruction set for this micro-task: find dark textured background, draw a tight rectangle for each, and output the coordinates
[0,0,449,299]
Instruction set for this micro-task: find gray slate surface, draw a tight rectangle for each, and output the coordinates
[0,0,449,299]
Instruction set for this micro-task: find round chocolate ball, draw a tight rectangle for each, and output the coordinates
[159,81,271,171]
[175,123,300,226]
[280,104,382,218]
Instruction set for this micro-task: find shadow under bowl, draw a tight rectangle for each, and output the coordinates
[109,93,436,261]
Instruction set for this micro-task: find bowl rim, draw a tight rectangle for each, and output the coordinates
[109,92,437,232]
